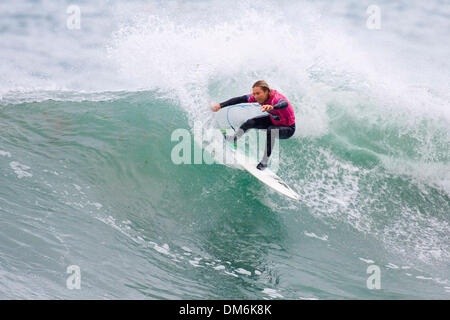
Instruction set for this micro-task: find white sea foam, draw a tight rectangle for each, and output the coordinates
[304,231,328,241]
[0,150,11,158]
[263,288,283,298]
[9,161,32,179]
[235,268,251,276]
[359,258,375,264]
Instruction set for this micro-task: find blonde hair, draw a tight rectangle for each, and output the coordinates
[252,80,271,95]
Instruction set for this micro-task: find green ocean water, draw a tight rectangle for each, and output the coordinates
[1,90,449,299]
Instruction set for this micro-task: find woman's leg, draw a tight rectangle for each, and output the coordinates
[237,115,272,136]
[258,124,295,169]
[227,115,272,142]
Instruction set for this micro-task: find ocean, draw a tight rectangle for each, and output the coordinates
[0,0,449,299]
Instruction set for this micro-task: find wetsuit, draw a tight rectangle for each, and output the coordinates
[220,90,295,169]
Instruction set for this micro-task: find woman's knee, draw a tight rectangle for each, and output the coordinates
[240,119,255,131]
[282,127,295,139]
[268,126,294,139]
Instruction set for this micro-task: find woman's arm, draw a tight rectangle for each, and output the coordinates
[219,95,249,108]
[272,99,288,110]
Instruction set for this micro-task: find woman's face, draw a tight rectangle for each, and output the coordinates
[252,87,269,104]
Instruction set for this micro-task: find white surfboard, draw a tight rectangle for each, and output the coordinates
[222,132,300,200]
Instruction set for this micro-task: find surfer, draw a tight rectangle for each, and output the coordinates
[212,80,296,170]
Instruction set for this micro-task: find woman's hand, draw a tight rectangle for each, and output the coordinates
[260,104,274,112]
[212,104,221,112]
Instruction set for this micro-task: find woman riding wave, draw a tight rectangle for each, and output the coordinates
[212,80,296,170]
